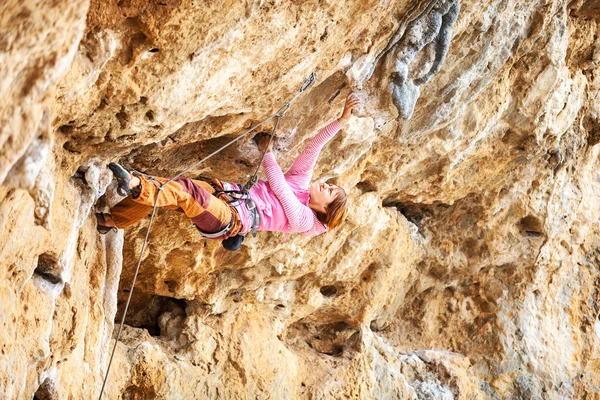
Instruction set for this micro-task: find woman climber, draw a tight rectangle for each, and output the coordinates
[96,93,361,250]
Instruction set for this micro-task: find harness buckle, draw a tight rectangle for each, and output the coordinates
[244,175,258,192]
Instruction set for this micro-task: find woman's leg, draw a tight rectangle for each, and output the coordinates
[109,195,154,229]
[110,175,232,233]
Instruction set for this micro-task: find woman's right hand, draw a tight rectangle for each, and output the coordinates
[338,93,361,123]
[257,134,274,153]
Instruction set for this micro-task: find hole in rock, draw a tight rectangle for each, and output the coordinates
[546,150,563,169]
[20,66,43,97]
[123,385,157,400]
[34,254,62,285]
[518,215,545,238]
[73,165,91,184]
[229,289,244,303]
[320,28,328,41]
[473,295,496,313]
[115,107,129,129]
[98,98,108,110]
[236,158,253,168]
[287,319,358,357]
[320,285,338,297]
[345,330,362,353]
[327,88,342,104]
[57,124,73,134]
[124,30,147,59]
[145,110,155,121]
[33,378,57,400]
[324,345,344,356]
[586,124,600,146]
[62,141,80,154]
[117,294,186,337]
[148,48,159,53]
[427,261,448,280]
[356,180,377,194]
[370,318,389,332]
[360,263,379,283]
[163,280,177,292]
[395,203,426,227]
[382,199,444,230]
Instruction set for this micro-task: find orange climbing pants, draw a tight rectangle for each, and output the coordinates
[110,175,242,237]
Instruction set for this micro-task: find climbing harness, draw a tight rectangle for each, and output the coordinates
[98,72,316,399]
[211,182,260,237]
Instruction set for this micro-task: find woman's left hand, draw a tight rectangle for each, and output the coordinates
[338,93,361,123]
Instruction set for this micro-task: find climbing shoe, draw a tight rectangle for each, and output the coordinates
[96,213,117,234]
[222,234,245,251]
[108,162,132,196]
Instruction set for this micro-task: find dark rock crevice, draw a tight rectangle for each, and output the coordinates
[34,253,63,286]
[117,294,187,338]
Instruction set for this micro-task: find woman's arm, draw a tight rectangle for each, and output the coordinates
[262,152,316,232]
[285,93,361,189]
[284,121,342,189]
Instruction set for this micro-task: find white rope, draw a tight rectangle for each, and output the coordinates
[98,72,316,399]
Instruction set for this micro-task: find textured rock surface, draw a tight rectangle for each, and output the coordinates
[2,0,600,399]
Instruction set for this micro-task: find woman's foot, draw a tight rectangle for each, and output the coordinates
[108,163,132,196]
[96,213,117,234]
[108,162,141,196]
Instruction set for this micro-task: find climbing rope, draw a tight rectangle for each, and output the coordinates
[98,72,316,399]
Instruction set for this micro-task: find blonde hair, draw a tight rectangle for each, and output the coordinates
[317,186,348,230]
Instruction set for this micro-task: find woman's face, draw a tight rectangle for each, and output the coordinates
[309,182,340,211]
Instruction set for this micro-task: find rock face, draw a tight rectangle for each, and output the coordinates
[1,0,600,399]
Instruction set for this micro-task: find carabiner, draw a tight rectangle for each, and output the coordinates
[299,72,317,93]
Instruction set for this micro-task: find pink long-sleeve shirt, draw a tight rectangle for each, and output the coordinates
[234,120,342,237]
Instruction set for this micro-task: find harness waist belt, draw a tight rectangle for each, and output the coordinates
[220,182,260,237]
[196,216,233,239]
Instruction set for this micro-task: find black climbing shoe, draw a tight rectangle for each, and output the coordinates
[222,234,245,251]
[108,162,132,196]
[96,213,118,234]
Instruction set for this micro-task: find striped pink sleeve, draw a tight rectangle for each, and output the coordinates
[263,152,315,232]
[300,219,327,237]
[284,120,342,189]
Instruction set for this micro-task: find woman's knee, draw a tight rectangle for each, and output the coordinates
[172,178,212,209]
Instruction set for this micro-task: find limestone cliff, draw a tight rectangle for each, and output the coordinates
[1,0,600,399]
